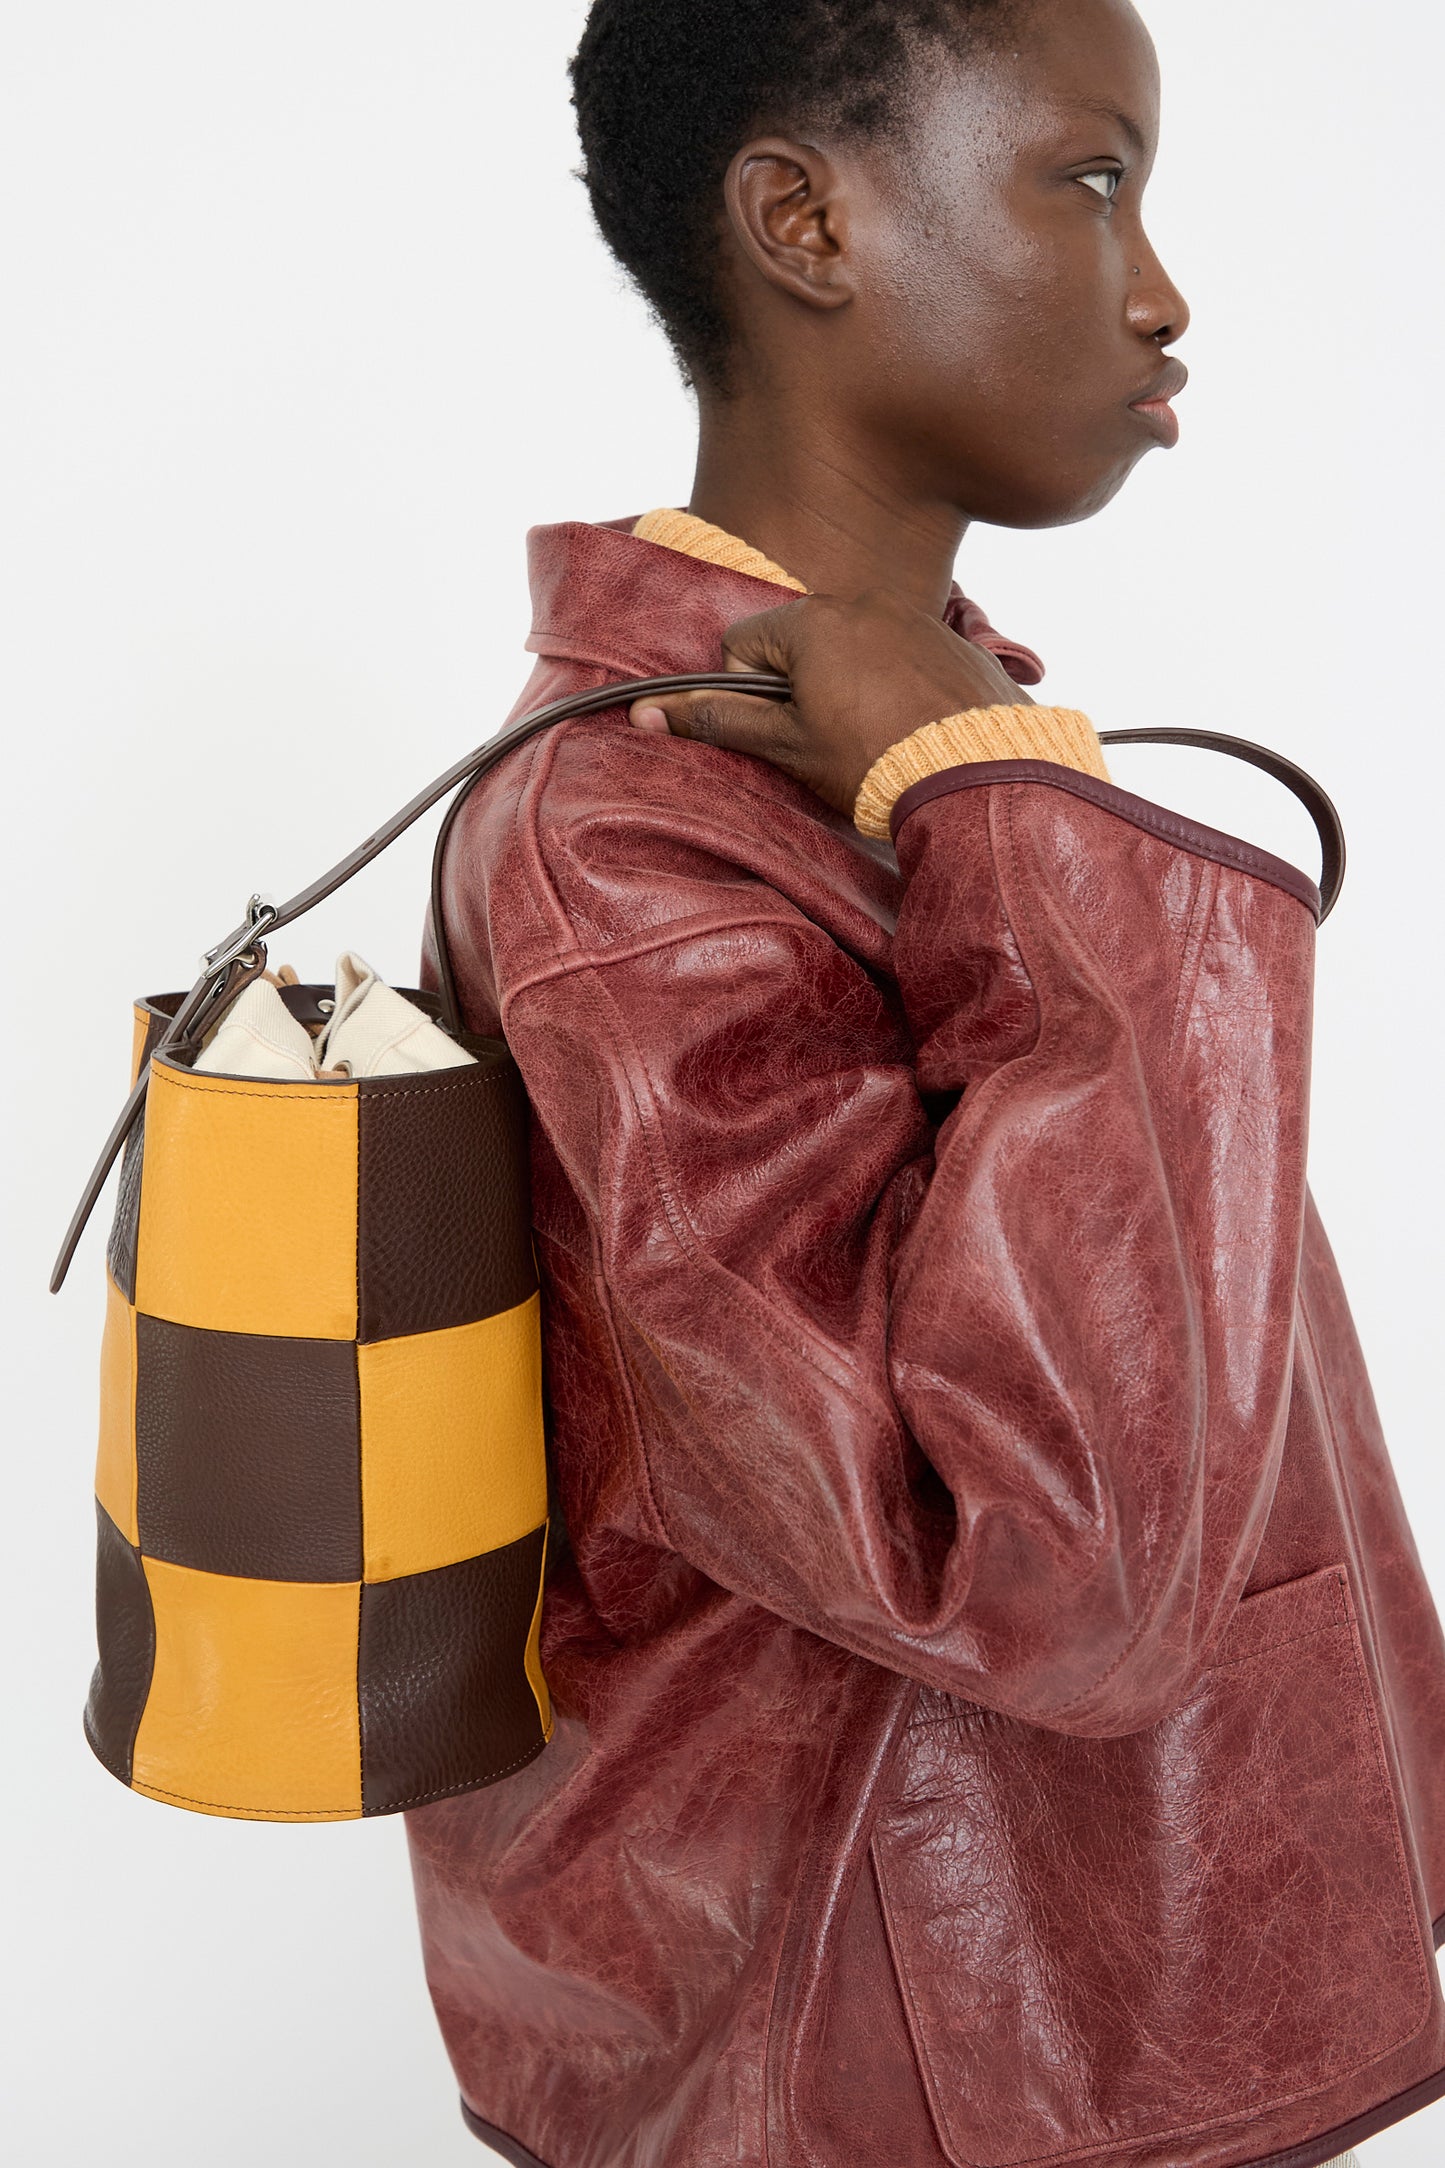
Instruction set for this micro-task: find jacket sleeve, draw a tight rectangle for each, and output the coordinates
[442,723,1317,1738]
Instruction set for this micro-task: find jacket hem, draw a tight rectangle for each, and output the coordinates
[455,1912,1445,2165]
[460,2100,552,2165]
[887,758,1323,921]
[1239,2055,1445,2168]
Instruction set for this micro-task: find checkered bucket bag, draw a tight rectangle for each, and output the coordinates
[50,671,789,1822]
[49,674,1345,1823]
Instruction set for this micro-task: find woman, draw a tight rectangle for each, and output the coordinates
[410,3,1445,2164]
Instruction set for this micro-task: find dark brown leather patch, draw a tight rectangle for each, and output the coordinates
[356,1046,536,1343]
[84,1501,155,1784]
[134,1314,362,1581]
[358,1523,548,1815]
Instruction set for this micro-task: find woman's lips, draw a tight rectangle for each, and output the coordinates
[1129,396,1181,446]
[1129,358,1188,447]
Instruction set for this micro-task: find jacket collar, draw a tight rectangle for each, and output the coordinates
[524,515,1045,687]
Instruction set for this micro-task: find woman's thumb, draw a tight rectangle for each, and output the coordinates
[628,601,800,744]
[627,684,793,752]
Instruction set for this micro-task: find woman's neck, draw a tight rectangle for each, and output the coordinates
[687,389,969,616]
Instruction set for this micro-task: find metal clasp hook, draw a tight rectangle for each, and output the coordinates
[201,891,279,974]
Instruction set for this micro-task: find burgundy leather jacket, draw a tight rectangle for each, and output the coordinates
[410,517,1445,2168]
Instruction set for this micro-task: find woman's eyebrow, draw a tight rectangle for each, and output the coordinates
[1061,98,1148,157]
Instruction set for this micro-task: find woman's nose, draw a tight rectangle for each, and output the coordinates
[1129,244,1190,345]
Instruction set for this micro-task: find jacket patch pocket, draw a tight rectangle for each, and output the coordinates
[869,1563,1434,2167]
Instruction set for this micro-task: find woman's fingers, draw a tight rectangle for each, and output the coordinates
[626,590,1034,819]
[629,605,804,756]
[629,684,801,757]
[628,603,803,745]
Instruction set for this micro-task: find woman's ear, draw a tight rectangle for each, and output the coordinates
[722,136,855,313]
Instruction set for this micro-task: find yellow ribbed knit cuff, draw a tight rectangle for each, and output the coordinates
[852,706,1111,838]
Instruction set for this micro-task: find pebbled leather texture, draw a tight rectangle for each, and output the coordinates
[356,1052,537,1343]
[357,1526,550,1814]
[405,516,1445,2168]
[133,1312,363,1582]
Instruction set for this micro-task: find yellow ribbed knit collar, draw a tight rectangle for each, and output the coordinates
[631,507,807,593]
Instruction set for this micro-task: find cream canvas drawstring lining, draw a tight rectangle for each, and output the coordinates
[192,951,475,1081]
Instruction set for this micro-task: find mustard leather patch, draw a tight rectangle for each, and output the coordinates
[357,1293,547,1582]
[134,1059,360,1340]
[131,1557,363,1820]
[95,1273,139,1545]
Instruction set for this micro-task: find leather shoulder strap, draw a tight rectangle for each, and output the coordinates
[425,713,1345,1036]
[51,683,1342,1292]
[1096,725,1345,923]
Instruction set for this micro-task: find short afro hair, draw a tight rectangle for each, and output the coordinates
[570,0,1018,391]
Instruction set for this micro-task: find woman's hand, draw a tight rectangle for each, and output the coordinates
[628,588,1033,818]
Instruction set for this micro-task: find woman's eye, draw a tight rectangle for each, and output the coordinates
[1079,170,1120,200]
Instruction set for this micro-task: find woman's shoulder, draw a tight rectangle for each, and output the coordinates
[463,658,825,863]
[443,663,900,972]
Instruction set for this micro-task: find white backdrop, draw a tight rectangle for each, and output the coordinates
[4,2,1442,2161]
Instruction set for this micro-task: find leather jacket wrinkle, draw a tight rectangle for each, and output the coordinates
[406,515,1445,2168]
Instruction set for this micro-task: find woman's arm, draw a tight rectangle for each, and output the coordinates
[450,615,1315,1740]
